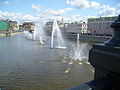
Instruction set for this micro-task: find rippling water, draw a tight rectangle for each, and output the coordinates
[0,34,94,90]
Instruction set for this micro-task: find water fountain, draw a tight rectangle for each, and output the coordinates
[33,22,45,44]
[69,33,89,64]
[51,19,67,49]
[24,21,45,44]
[24,31,33,40]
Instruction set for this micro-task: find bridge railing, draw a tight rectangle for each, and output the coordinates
[68,15,120,90]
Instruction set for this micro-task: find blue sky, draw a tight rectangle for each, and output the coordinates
[0,0,120,23]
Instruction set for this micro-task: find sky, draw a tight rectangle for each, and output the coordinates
[0,0,120,23]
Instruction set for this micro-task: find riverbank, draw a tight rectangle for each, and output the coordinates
[64,33,111,43]
[0,32,23,37]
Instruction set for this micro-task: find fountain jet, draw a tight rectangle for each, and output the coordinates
[69,33,89,64]
[33,22,45,44]
[51,19,67,49]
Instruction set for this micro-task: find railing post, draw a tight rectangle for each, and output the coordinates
[104,15,120,47]
[68,15,120,90]
[89,14,120,89]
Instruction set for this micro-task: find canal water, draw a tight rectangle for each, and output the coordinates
[0,34,94,90]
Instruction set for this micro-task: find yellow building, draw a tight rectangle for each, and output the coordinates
[23,22,35,31]
[9,20,19,31]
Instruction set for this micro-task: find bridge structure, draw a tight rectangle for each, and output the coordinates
[69,15,120,90]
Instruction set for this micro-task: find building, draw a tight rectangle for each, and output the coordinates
[87,16,118,35]
[44,21,53,33]
[62,22,87,33]
[44,21,87,34]
[9,20,19,31]
[0,20,19,31]
[23,22,35,31]
[19,25,24,31]
[0,21,8,31]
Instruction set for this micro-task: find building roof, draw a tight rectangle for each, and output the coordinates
[88,16,118,22]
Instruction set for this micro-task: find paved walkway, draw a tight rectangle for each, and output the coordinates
[0,32,23,37]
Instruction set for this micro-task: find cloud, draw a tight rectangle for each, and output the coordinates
[90,1,100,9]
[22,14,37,21]
[116,10,120,14]
[44,14,86,22]
[32,4,41,12]
[45,8,73,16]
[66,0,119,17]
[0,10,61,23]
[97,5,116,16]
[66,0,89,9]
[0,1,10,5]
[0,11,98,23]
[66,0,100,9]
[4,1,10,5]
[64,8,73,11]
[0,11,39,22]
[0,10,73,23]
[117,3,120,8]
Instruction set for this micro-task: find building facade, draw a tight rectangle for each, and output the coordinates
[0,21,8,31]
[44,21,53,33]
[0,20,19,31]
[87,16,117,35]
[9,21,19,31]
[19,25,24,31]
[61,22,87,33]
[23,22,35,31]
[45,21,87,34]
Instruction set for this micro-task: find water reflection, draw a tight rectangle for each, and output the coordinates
[0,34,94,90]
